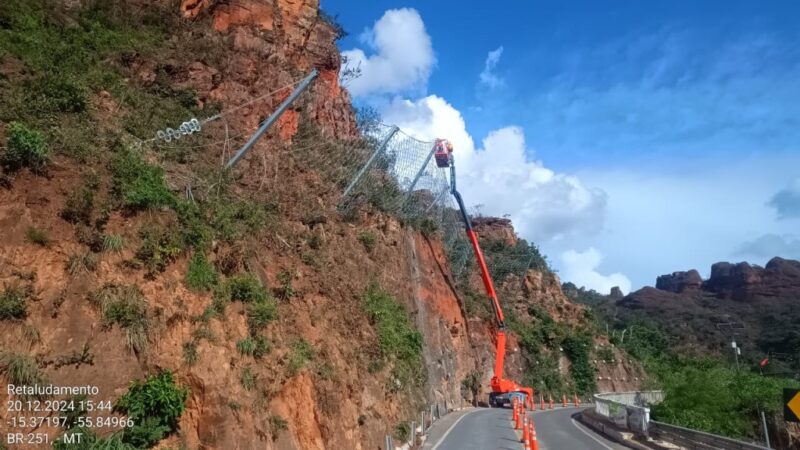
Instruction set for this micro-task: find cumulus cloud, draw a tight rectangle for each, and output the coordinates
[479,46,505,89]
[340,8,435,97]
[381,95,607,243]
[736,234,800,259]
[560,248,632,295]
[767,178,800,220]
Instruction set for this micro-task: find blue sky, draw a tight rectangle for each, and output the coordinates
[322,0,800,292]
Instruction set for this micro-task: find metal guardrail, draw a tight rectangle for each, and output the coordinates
[649,421,770,450]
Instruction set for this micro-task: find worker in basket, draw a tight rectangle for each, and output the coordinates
[434,139,453,168]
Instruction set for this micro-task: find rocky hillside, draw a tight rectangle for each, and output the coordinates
[587,257,800,374]
[0,1,636,449]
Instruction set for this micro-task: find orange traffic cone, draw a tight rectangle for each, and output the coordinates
[530,421,539,450]
[562,394,567,407]
[540,394,545,410]
[548,395,553,409]
[577,395,581,406]
[512,402,518,422]
[573,393,578,406]
[522,416,529,443]
[515,407,521,430]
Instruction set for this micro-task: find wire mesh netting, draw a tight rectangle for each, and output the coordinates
[338,122,544,289]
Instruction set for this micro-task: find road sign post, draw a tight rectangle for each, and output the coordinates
[785,388,800,423]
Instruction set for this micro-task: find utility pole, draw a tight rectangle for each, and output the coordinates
[731,340,740,372]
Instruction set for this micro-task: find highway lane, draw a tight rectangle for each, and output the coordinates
[423,406,628,450]
[530,406,629,450]
[422,408,522,450]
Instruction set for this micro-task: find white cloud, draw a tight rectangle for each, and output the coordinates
[560,248,632,295]
[479,46,505,89]
[340,8,435,97]
[381,95,607,243]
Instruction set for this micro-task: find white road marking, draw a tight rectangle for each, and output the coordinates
[570,418,616,450]
[427,408,480,450]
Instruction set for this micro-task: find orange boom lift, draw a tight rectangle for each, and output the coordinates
[434,139,534,408]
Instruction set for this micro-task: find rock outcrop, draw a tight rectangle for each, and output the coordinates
[652,257,800,299]
[655,269,703,293]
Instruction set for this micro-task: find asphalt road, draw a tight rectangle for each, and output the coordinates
[423,406,629,450]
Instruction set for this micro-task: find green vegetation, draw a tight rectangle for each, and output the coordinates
[131,224,183,277]
[596,345,615,362]
[287,339,315,375]
[481,237,550,283]
[247,299,278,333]
[192,326,216,344]
[109,148,175,211]
[227,273,269,303]
[651,358,800,438]
[510,306,595,395]
[1,122,49,174]
[0,287,28,320]
[237,336,270,359]
[240,366,256,391]
[61,175,98,225]
[115,371,188,448]
[174,193,271,250]
[277,269,295,300]
[185,252,218,292]
[25,226,51,246]
[89,284,149,354]
[561,332,596,395]
[461,370,481,403]
[358,230,377,252]
[102,233,124,253]
[363,283,424,387]
[613,320,800,440]
[394,422,410,442]
[269,415,288,440]
[407,216,439,238]
[0,0,203,162]
[182,341,198,366]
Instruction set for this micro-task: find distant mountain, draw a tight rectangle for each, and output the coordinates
[568,257,800,375]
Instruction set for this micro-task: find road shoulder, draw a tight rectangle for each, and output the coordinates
[421,408,479,450]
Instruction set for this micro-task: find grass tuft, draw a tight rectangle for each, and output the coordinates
[236,336,270,359]
[185,252,218,292]
[0,353,47,396]
[240,366,256,391]
[66,252,99,275]
[287,339,315,375]
[357,230,377,252]
[25,226,51,247]
[89,284,149,354]
[0,288,28,320]
[102,234,124,253]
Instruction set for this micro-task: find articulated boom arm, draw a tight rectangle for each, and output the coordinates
[437,140,534,406]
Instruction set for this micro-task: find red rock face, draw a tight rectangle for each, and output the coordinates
[656,269,703,293]
[472,217,517,245]
[177,0,356,141]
